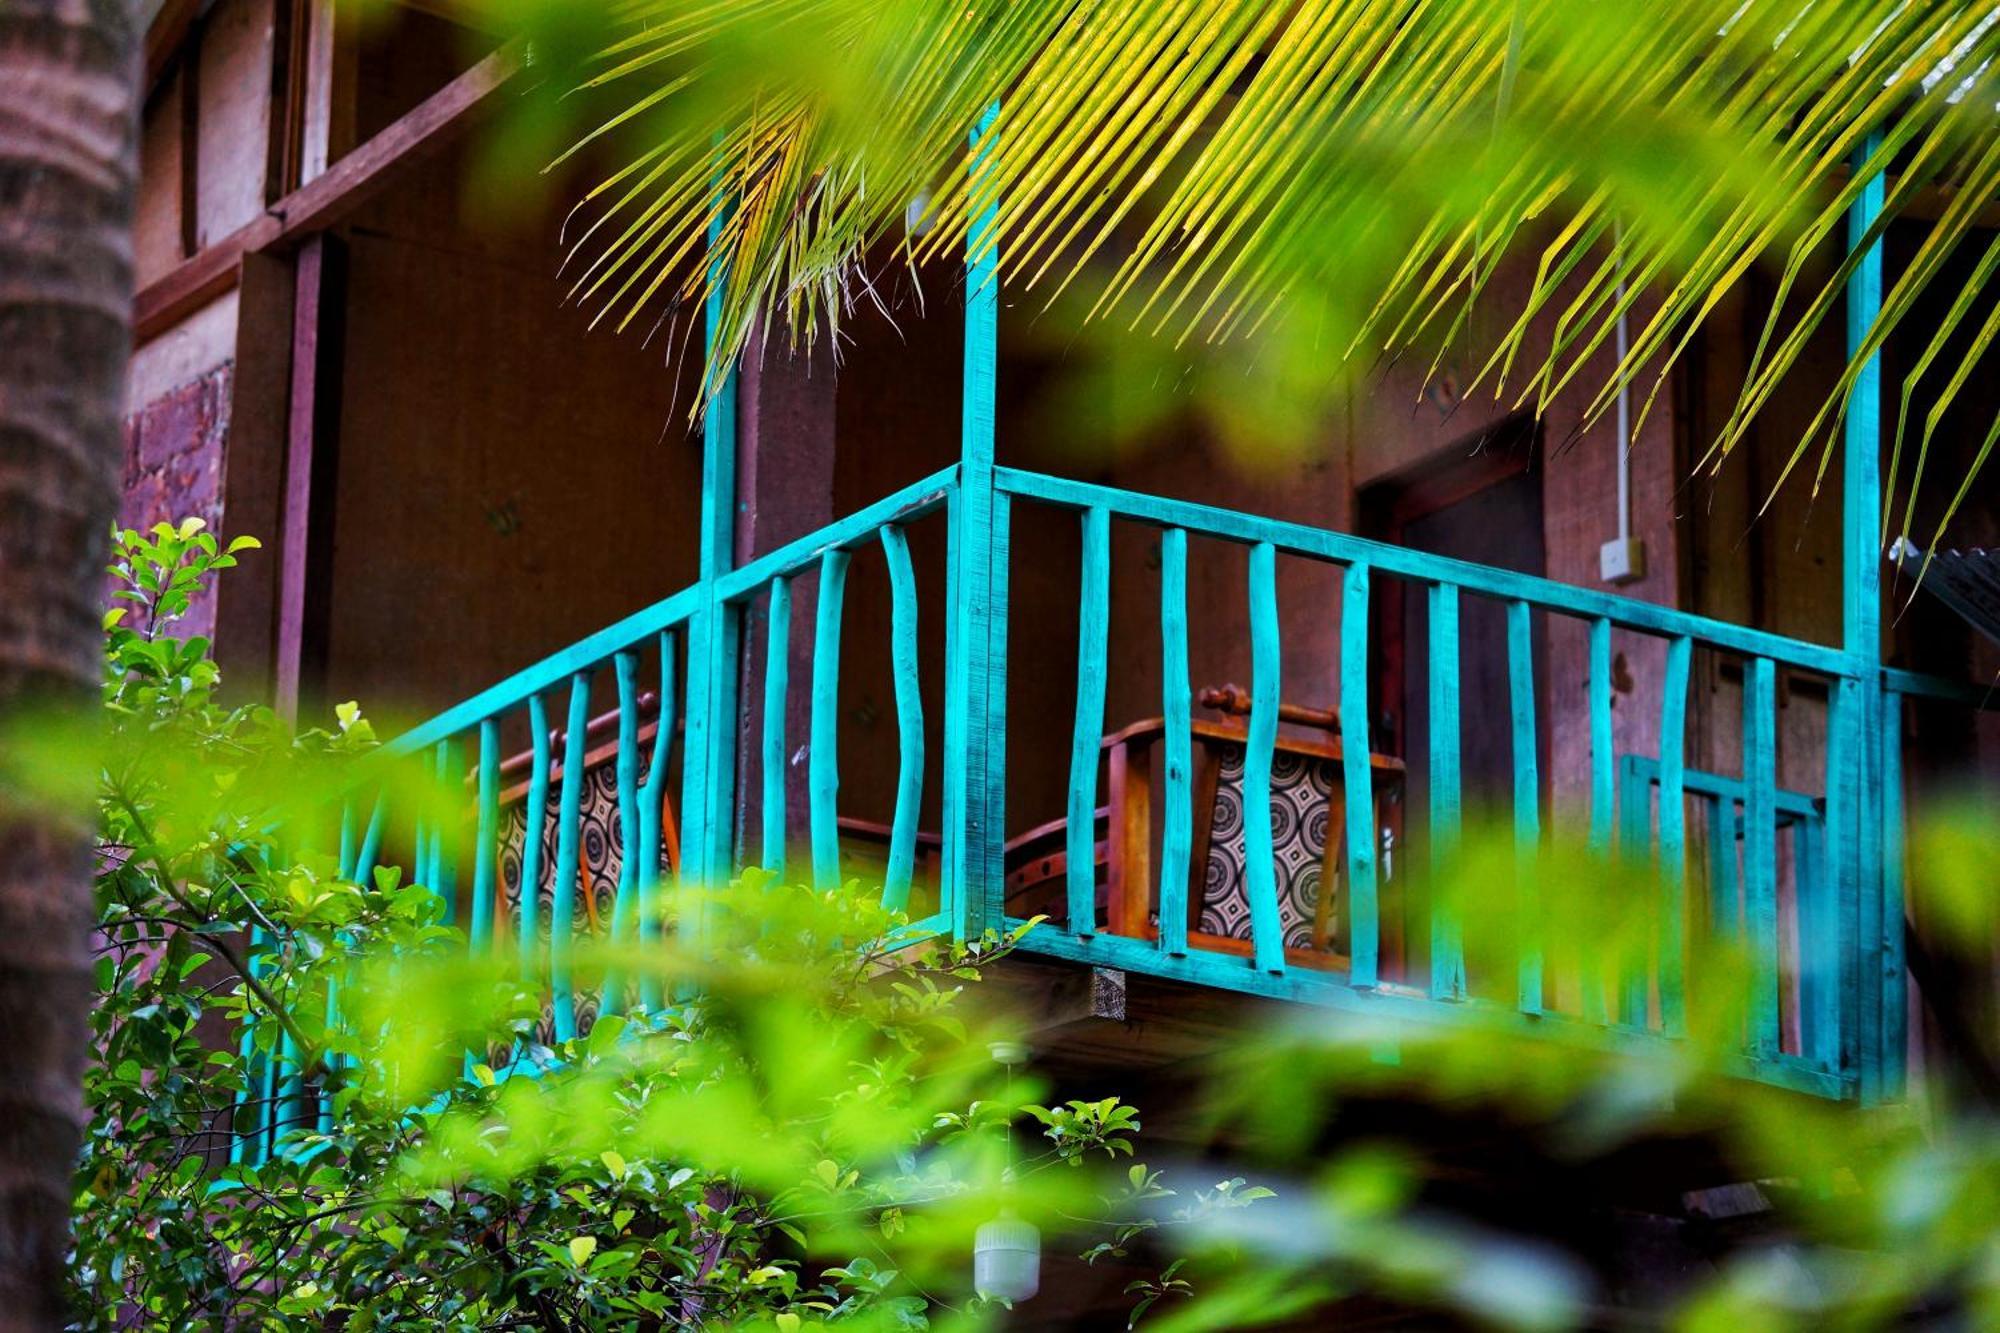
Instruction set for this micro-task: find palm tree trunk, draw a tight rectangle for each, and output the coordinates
[0,1,137,1328]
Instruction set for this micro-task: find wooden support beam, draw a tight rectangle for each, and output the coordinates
[297,0,356,187]
[213,252,296,701]
[132,44,515,342]
[273,234,346,720]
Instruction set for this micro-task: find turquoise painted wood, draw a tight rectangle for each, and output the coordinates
[354,794,384,888]
[412,803,430,903]
[430,741,459,925]
[337,798,357,882]
[1427,581,1463,1002]
[1832,676,1872,1072]
[1507,598,1541,1014]
[1617,757,1651,1027]
[942,101,1007,942]
[720,470,955,603]
[1844,133,1892,1103]
[230,924,268,1164]
[637,632,676,1012]
[1879,686,1906,1098]
[1743,656,1779,1055]
[1341,562,1378,988]
[348,450,1925,1104]
[381,588,697,760]
[519,692,551,972]
[676,196,743,937]
[1800,787,1841,1071]
[1068,506,1111,936]
[1244,542,1284,975]
[550,671,592,1042]
[1579,616,1614,1023]
[601,651,642,1015]
[470,718,499,952]
[1656,635,1692,1035]
[762,577,791,877]
[881,525,924,912]
[994,468,1849,675]
[1623,753,1816,825]
[1157,527,1192,958]
[1002,913,1851,1100]
[810,548,850,892]
[1824,675,1863,1073]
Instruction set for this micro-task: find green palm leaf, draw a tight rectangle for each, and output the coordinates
[491,0,2000,541]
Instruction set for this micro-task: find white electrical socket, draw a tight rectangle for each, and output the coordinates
[1599,536,1647,585]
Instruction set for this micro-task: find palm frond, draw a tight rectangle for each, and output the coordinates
[491,0,2000,541]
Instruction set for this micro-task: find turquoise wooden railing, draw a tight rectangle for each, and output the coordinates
[976,469,1882,1102]
[232,119,1934,1167]
[231,457,1949,1168]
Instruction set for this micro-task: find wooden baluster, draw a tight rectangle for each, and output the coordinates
[601,652,642,1016]
[551,671,593,1043]
[1583,615,1614,1023]
[1245,542,1284,975]
[637,632,676,1012]
[1341,562,1379,989]
[762,577,791,877]
[1808,678,1850,1071]
[321,795,361,1134]
[470,718,500,952]
[1158,527,1192,957]
[353,794,385,888]
[231,926,269,1165]
[810,548,850,892]
[431,740,460,925]
[1878,687,1906,1096]
[337,797,357,883]
[1658,634,1692,1035]
[412,782,431,901]
[1618,756,1650,1025]
[1068,506,1111,937]
[1428,582,1463,1001]
[1507,598,1541,1014]
[881,526,925,913]
[519,692,551,975]
[1743,655,1779,1055]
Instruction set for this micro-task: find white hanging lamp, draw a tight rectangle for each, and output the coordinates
[975,1040,1041,1304]
[974,1210,1041,1304]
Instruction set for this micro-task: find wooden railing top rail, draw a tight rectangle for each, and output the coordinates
[716,467,958,603]
[382,586,700,759]
[996,468,1855,678]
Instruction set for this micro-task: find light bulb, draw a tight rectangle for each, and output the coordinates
[973,1211,1040,1304]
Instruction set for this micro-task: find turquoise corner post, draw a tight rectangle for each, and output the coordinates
[1840,130,1897,1103]
[942,101,1008,943]
[679,194,744,944]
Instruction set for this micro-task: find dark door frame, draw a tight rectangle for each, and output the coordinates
[1355,409,1543,984]
[1358,409,1542,759]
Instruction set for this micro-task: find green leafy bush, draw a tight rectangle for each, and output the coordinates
[73,522,1228,1330]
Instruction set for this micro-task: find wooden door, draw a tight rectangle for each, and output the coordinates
[1360,412,1546,984]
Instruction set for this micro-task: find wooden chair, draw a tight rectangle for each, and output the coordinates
[1002,687,1404,969]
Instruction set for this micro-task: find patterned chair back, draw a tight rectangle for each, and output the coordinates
[1192,742,1345,954]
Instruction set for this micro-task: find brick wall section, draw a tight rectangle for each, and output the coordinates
[118,364,233,638]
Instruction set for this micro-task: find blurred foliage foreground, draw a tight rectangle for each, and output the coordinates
[57,525,2000,1330]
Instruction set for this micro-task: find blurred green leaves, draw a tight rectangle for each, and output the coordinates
[68,524,2000,1327]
